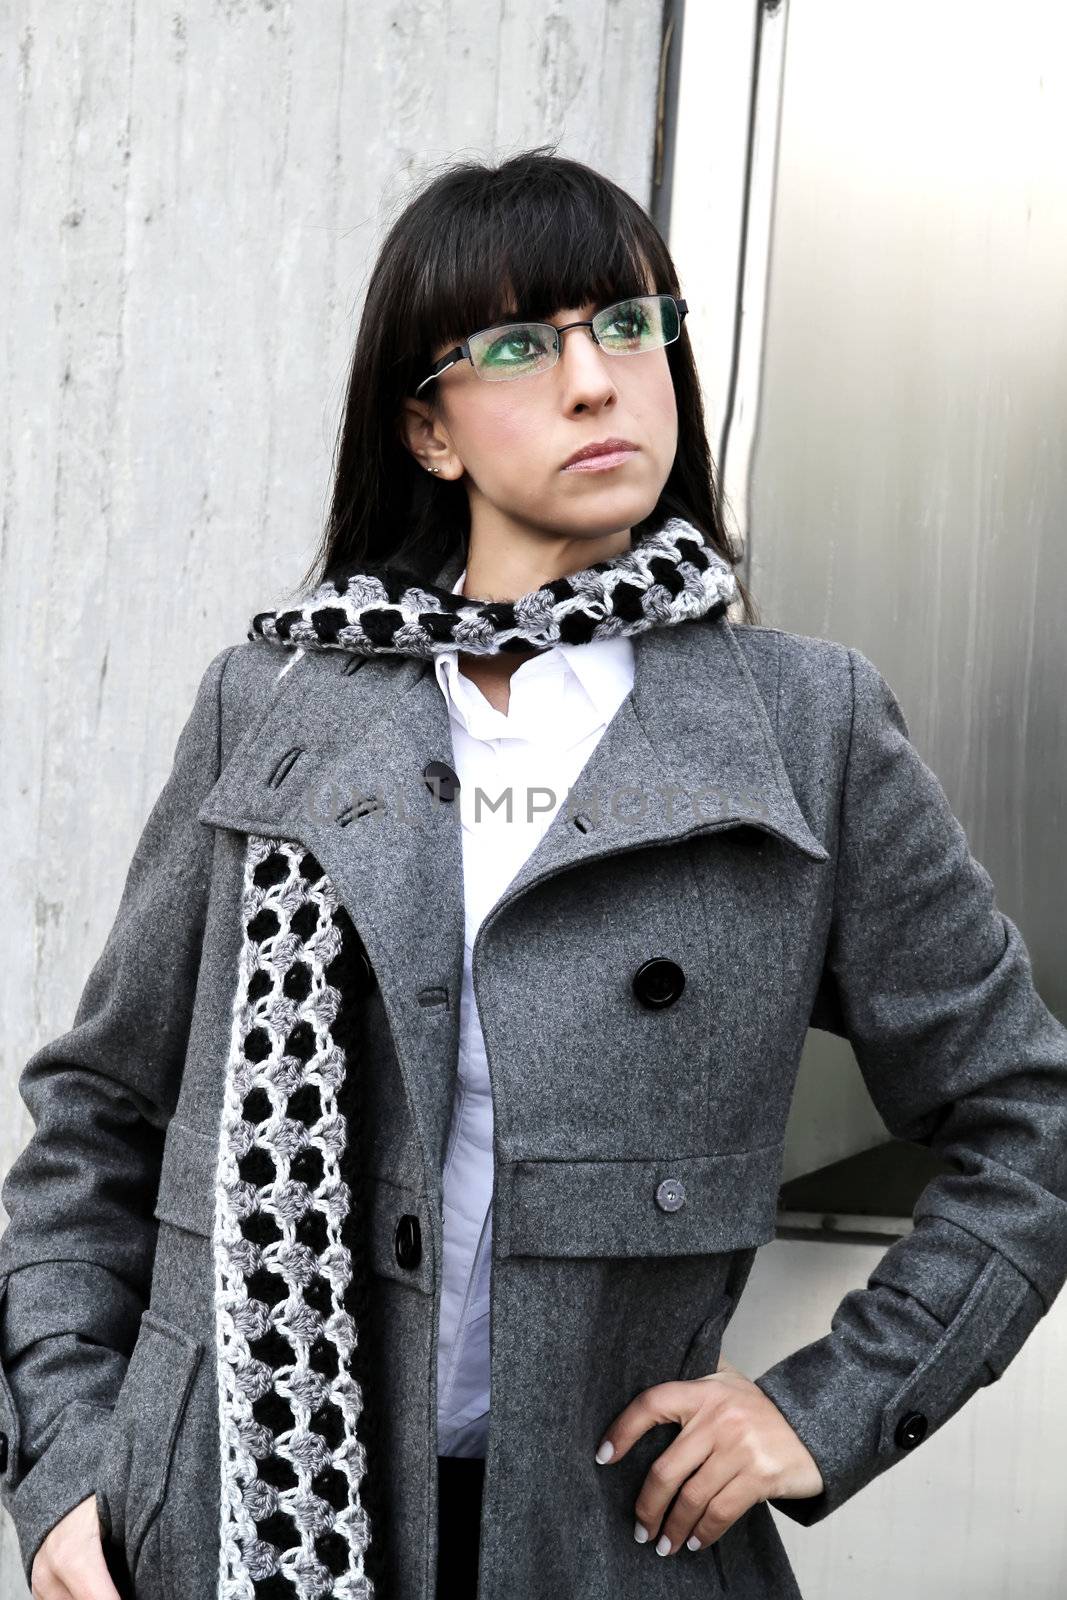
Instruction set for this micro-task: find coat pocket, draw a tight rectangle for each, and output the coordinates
[98,1309,205,1590]
[675,1296,737,1592]
[676,1296,734,1383]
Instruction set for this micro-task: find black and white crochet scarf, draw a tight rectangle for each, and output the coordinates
[213,518,738,1599]
[248,516,738,658]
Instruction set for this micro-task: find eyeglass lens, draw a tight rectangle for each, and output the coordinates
[465,294,682,383]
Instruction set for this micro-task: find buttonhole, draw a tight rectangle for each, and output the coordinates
[268,747,305,788]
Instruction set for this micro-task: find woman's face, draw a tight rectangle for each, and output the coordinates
[400,298,679,543]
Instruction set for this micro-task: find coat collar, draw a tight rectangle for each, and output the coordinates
[198,545,827,1184]
[201,543,826,858]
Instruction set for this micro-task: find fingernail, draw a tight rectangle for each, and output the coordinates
[686,1535,701,1550]
[595,1439,614,1464]
[634,1520,649,1544]
[656,1533,672,1556]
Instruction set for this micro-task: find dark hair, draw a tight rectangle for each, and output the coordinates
[299,144,758,624]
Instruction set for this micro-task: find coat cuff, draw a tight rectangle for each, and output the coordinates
[0,1395,115,1586]
[751,1217,1046,1526]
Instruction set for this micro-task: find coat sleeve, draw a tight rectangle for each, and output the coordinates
[752,644,1067,1525]
[0,643,236,1583]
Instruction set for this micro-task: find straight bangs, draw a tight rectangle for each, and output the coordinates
[402,162,671,395]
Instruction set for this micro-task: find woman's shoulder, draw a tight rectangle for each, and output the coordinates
[215,634,297,700]
[730,617,853,671]
[728,618,858,710]
[184,637,300,774]
[727,618,912,753]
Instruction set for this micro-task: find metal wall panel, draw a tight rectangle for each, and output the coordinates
[670,3,1067,1594]
[750,0,1067,1017]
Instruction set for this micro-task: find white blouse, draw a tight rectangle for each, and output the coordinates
[431,567,635,1456]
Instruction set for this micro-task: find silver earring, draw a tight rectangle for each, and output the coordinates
[426,464,441,475]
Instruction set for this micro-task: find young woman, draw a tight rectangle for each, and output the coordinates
[2,148,1065,1600]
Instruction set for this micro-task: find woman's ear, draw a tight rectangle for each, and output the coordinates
[397,396,458,479]
[396,395,432,461]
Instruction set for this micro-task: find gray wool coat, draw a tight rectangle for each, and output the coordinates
[2,541,1067,1600]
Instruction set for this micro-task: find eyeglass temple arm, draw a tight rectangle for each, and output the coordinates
[414,341,468,397]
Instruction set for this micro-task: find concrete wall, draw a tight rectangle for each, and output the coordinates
[0,3,663,1590]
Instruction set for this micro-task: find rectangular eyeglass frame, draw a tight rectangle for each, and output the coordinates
[413,294,689,397]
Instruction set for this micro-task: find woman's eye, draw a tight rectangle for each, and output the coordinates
[605,306,651,341]
[485,329,546,364]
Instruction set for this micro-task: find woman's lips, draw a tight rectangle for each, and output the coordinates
[562,448,638,473]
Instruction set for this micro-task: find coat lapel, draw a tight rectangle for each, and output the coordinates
[197,640,468,1186]
[474,603,829,939]
[197,545,827,1189]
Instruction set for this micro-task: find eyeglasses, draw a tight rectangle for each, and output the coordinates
[413,293,688,397]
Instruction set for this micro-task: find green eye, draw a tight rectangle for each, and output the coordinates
[478,326,552,371]
[597,299,658,349]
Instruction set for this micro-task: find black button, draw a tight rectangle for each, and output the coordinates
[895,1410,928,1449]
[394,1214,422,1269]
[632,958,686,1009]
[423,760,460,802]
[0,1431,7,1474]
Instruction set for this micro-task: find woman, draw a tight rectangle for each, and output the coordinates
[2,148,1065,1600]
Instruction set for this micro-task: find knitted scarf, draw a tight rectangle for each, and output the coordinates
[248,516,739,658]
[213,517,738,1599]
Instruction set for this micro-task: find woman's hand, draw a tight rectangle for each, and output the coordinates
[30,1493,122,1600]
[593,1354,825,1557]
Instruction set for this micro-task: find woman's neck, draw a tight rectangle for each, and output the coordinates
[460,523,633,604]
